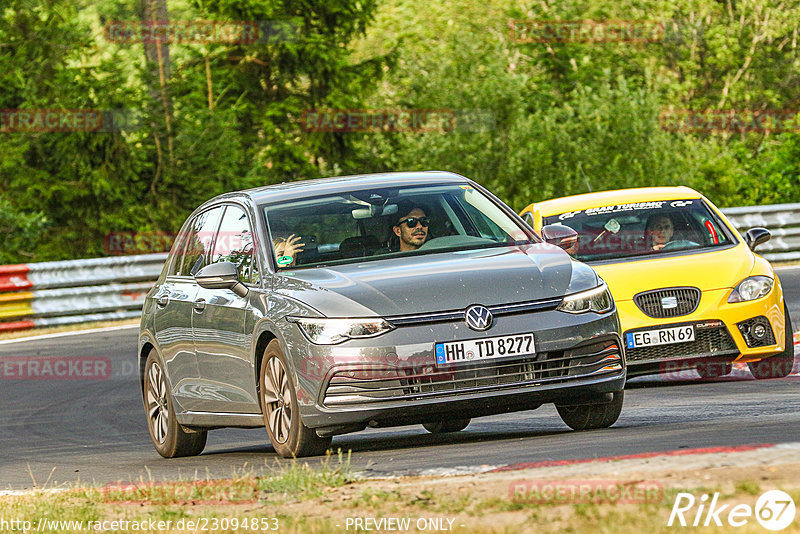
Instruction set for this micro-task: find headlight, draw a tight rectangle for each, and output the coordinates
[287,317,395,345]
[728,276,773,303]
[557,283,614,314]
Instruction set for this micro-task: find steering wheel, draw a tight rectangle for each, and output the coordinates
[662,239,700,251]
[418,235,495,250]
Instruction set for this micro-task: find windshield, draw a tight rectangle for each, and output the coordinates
[262,183,533,269]
[542,199,735,262]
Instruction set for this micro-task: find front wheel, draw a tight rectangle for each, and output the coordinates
[422,418,471,434]
[143,349,207,458]
[748,306,795,380]
[556,391,624,431]
[259,340,331,458]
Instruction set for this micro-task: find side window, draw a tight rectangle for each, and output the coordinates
[212,205,260,284]
[179,207,223,277]
[166,226,191,276]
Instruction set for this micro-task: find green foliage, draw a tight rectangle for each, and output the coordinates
[2,0,800,263]
[354,0,800,210]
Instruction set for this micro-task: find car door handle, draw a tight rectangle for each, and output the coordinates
[193,298,206,312]
[156,295,169,308]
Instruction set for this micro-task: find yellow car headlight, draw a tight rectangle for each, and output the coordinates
[728,276,774,303]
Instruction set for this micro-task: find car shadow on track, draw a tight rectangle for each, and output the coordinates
[199,425,575,459]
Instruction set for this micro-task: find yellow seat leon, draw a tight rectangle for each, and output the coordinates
[520,186,795,380]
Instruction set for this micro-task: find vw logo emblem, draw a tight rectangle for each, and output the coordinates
[465,305,493,331]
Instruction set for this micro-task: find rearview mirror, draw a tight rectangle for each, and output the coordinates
[541,224,579,254]
[745,227,771,251]
[195,262,248,297]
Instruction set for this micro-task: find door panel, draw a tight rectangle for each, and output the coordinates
[191,204,261,413]
[153,279,201,411]
[154,206,223,411]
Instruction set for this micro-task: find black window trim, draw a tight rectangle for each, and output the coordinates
[211,201,265,288]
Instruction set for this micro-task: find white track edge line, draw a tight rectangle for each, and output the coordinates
[0,324,139,345]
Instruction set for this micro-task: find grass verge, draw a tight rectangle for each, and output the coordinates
[3,452,800,533]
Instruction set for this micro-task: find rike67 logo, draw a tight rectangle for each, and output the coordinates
[668,490,796,531]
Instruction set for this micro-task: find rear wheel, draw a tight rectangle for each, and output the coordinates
[144,349,207,458]
[748,306,795,380]
[556,391,624,431]
[259,340,331,458]
[422,418,471,434]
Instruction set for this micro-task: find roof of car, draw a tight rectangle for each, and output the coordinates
[210,171,471,206]
[528,186,704,216]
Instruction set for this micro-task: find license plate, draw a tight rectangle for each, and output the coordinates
[626,325,695,348]
[435,333,535,365]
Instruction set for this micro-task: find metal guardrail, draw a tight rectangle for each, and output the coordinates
[0,203,797,332]
[0,254,167,332]
[721,203,800,262]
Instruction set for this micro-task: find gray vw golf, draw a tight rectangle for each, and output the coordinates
[139,171,626,458]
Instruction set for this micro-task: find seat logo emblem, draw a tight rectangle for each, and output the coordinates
[661,296,678,309]
[465,305,493,331]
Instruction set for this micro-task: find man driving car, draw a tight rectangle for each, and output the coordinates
[393,204,429,251]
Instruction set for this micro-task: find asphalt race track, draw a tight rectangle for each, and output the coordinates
[1,268,799,490]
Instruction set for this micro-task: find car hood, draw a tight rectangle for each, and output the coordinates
[273,244,598,317]
[591,244,754,301]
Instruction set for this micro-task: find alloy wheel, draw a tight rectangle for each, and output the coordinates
[146,361,169,444]
[263,356,292,444]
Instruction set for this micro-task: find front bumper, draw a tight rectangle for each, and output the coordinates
[617,285,787,368]
[286,308,625,431]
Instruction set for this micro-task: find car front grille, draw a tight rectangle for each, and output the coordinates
[625,321,737,363]
[634,287,701,319]
[321,339,623,407]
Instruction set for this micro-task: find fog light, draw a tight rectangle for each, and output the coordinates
[737,316,776,348]
[752,324,767,339]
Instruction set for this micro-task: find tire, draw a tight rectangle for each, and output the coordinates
[748,306,795,380]
[143,349,207,458]
[556,391,624,431]
[696,361,732,379]
[259,340,331,458]
[422,418,471,434]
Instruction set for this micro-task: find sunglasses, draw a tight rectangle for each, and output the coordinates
[397,217,429,229]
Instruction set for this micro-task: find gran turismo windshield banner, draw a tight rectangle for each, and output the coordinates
[544,199,735,262]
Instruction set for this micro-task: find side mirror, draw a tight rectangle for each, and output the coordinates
[541,224,579,254]
[195,262,249,297]
[745,227,771,251]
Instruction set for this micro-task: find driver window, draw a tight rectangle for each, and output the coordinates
[212,205,260,284]
[179,207,222,277]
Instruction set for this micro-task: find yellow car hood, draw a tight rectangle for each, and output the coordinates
[590,245,754,301]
